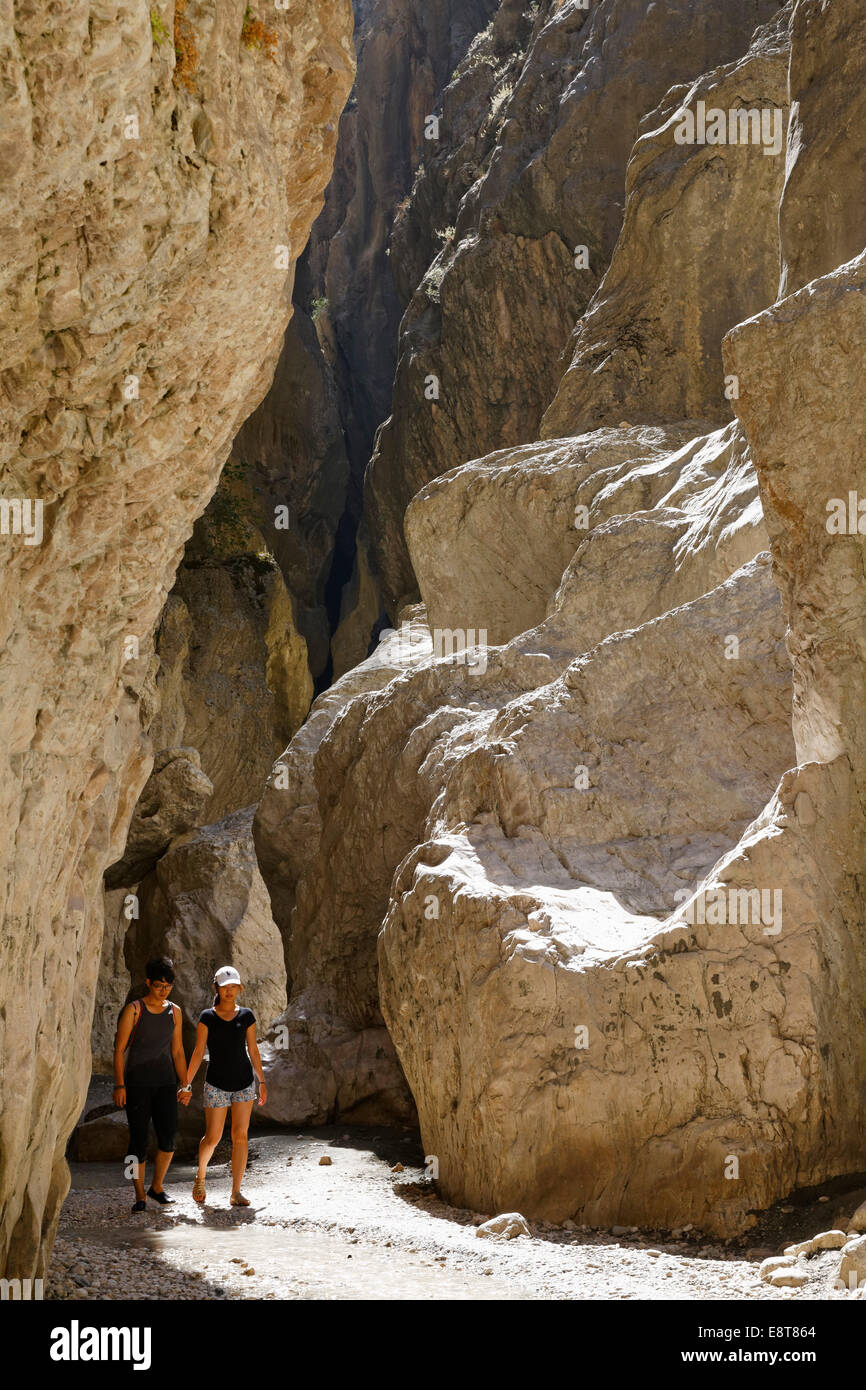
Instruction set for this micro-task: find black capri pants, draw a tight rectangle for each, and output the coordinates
[125,1082,178,1162]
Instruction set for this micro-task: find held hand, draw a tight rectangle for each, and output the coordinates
[113,1086,126,1107]
[178,1089,192,1107]
[258,1083,267,1107]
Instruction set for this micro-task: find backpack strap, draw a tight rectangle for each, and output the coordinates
[125,998,145,1053]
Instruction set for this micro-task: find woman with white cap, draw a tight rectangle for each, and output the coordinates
[181,965,267,1206]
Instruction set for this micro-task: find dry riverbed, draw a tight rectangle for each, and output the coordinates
[46,1127,864,1301]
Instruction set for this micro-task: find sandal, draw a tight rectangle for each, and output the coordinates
[193,1175,206,1204]
[230,1191,250,1207]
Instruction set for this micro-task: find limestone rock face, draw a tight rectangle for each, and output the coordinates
[376,53,866,1232]
[253,609,434,1124]
[378,558,798,1235]
[105,748,214,887]
[541,8,790,437]
[91,888,140,1074]
[365,0,782,613]
[127,808,287,1048]
[97,745,214,1063]
[0,0,354,1278]
[330,520,386,680]
[405,421,762,646]
[256,0,866,1238]
[221,307,352,687]
[780,0,866,295]
[256,402,785,1147]
[95,525,313,1067]
[726,251,866,796]
[149,525,313,823]
[200,0,500,691]
[318,0,500,478]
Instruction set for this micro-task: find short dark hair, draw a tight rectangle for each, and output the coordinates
[145,956,175,984]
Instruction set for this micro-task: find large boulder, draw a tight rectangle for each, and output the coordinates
[839,1238,866,1294]
[405,420,764,646]
[378,556,798,1235]
[127,807,288,1049]
[253,610,435,1124]
[147,534,314,823]
[105,747,214,887]
[256,402,786,1140]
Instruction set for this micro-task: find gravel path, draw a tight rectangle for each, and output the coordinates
[46,1127,862,1301]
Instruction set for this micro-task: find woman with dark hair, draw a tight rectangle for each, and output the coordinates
[113,956,189,1212]
[182,965,266,1206]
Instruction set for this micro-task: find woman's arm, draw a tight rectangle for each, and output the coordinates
[246,1023,267,1107]
[184,1022,209,1089]
[112,1002,136,1105]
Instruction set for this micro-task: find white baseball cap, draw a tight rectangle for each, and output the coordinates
[214,965,242,987]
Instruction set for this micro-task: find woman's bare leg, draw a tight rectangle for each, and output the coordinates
[230,1100,254,1198]
[197,1106,227,1180]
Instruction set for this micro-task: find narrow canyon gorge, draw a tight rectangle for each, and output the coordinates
[1,0,865,1307]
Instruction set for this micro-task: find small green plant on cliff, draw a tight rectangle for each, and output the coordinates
[150,7,169,47]
[491,80,514,118]
[208,458,259,551]
[310,296,329,323]
[242,5,278,61]
[435,225,456,244]
[459,22,494,76]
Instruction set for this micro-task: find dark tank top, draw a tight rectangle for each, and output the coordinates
[126,1002,176,1086]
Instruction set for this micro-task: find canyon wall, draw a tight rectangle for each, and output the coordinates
[365,0,782,613]
[6,0,864,1278]
[255,0,787,1142]
[0,0,354,1278]
[256,0,866,1235]
[196,0,502,695]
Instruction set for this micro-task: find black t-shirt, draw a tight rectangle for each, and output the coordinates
[199,1006,256,1091]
